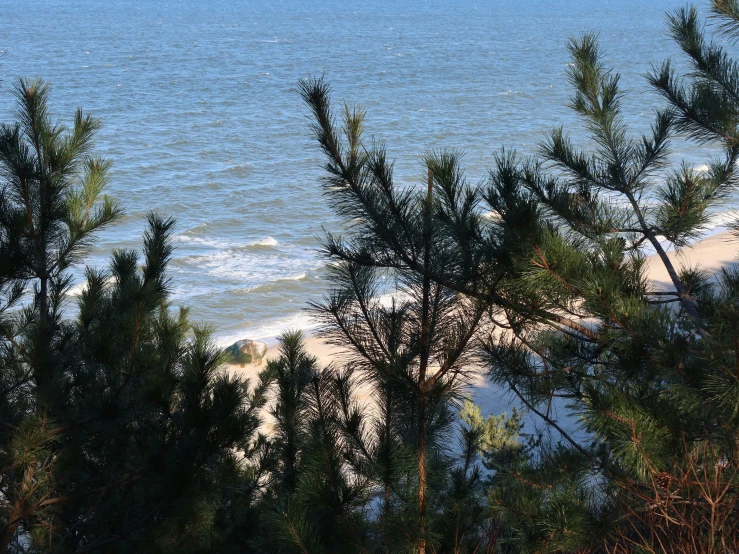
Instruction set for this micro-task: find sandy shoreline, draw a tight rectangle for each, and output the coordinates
[646,231,739,289]
[226,230,739,422]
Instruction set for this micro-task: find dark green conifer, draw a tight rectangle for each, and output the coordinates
[253,331,370,554]
[300,80,496,553]
[300,2,739,550]
[0,81,271,553]
[0,77,122,550]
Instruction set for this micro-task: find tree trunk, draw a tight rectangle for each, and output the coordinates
[36,272,50,406]
[39,276,47,327]
[417,395,427,554]
[383,389,393,554]
[0,508,21,553]
[1,466,34,551]
[416,168,433,554]
[37,154,50,403]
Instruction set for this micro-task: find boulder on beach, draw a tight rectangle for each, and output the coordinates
[224,339,268,367]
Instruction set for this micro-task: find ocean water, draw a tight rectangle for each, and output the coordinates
[0,0,727,346]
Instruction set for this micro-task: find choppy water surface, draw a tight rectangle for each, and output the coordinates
[0,0,725,345]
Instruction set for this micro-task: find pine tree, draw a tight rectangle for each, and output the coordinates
[0,81,272,552]
[300,81,493,553]
[0,77,122,550]
[300,1,739,550]
[251,331,371,554]
[268,331,318,496]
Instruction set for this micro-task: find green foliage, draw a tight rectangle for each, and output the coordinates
[300,76,511,553]
[267,330,316,494]
[459,401,523,456]
[7,1,739,552]
[298,2,739,551]
[251,333,371,554]
[0,83,271,553]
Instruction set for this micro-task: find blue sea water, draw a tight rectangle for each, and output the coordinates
[0,0,727,345]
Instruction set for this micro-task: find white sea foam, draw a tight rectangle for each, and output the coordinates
[67,283,87,297]
[182,222,209,235]
[706,209,739,231]
[65,276,117,298]
[250,236,278,247]
[215,312,320,347]
[184,244,317,291]
[173,234,233,248]
[175,234,280,249]
[226,162,250,173]
[377,290,412,308]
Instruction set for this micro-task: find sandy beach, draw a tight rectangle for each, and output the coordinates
[646,231,739,288]
[226,230,739,428]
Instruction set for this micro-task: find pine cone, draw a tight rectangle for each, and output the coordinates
[656,472,672,490]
